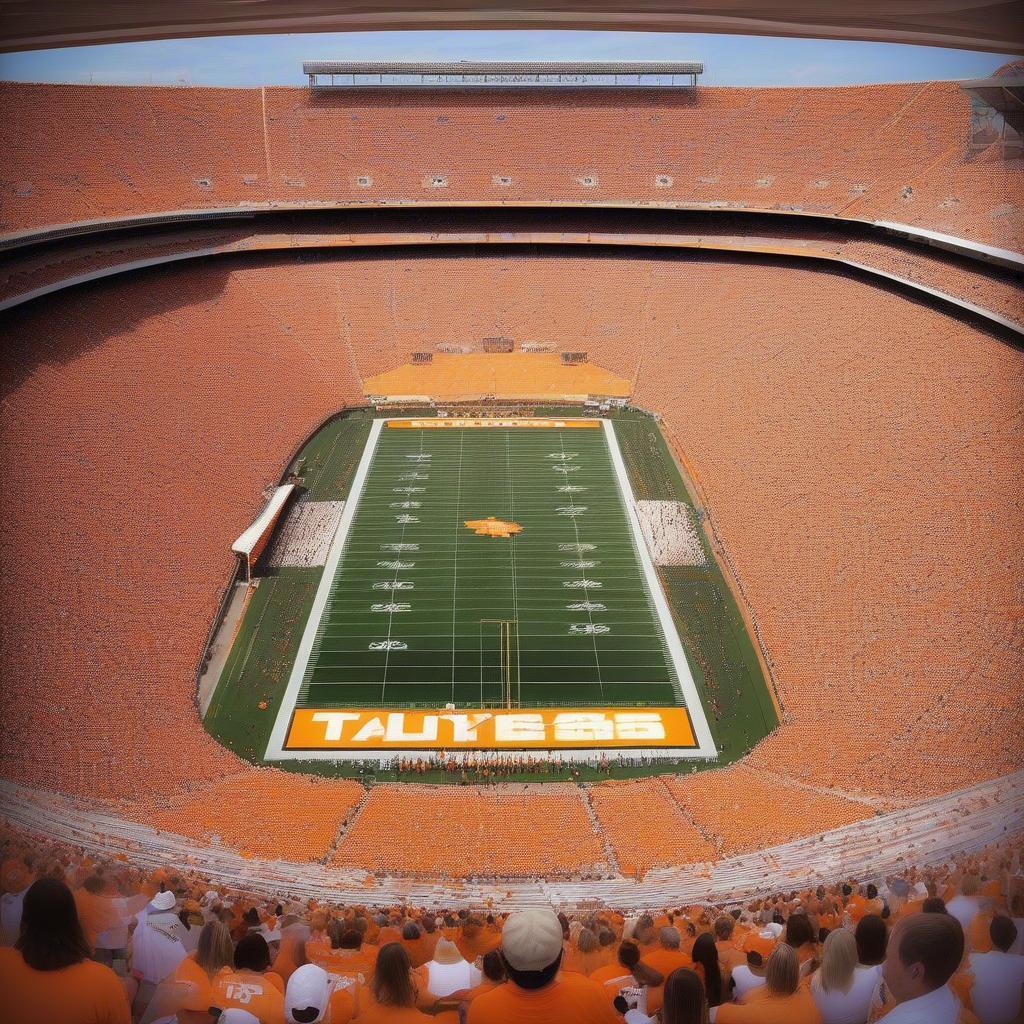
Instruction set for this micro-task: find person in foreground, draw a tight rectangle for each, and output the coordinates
[715,943,822,1023]
[0,877,131,1024]
[877,912,967,1023]
[625,966,710,1024]
[466,908,620,1023]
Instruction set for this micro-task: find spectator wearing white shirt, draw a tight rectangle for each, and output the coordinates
[810,928,880,1024]
[878,913,965,1024]
[421,936,481,997]
[729,949,767,1000]
[969,916,1024,1024]
[946,875,983,933]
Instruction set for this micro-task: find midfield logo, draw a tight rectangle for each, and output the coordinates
[463,516,523,538]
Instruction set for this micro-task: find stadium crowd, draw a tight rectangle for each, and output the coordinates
[2,829,1023,1024]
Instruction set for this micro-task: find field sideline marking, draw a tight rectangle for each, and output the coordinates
[602,419,717,758]
[265,418,385,760]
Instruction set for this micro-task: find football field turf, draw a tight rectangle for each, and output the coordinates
[206,406,778,775]
[299,419,680,707]
[265,417,717,759]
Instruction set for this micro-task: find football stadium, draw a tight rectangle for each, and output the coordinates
[1,3,1023,1022]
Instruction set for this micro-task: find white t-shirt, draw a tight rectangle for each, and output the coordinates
[969,950,1024,1024]
[0,887,29,947]
[730,965,767,999]
[131,910,187,984]
[810,963,881,1024]
[877,984,960,1024]
[424,958,481,997]
[946,895,981,932]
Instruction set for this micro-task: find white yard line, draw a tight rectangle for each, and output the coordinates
[264,418,384,760]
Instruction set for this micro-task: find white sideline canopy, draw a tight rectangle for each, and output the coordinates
[232,484,296,580]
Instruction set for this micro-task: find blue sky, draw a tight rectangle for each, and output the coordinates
[0,31,1014,87]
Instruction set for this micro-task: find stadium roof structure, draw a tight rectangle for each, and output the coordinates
[303,60,704,88]
[2,0,1022,54]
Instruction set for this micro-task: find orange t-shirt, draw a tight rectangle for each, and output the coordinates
[641,947,692,978]
[717,985,823,1024]
[562,946,607,976]
[210,967,286,1024]
[311,945,377,982]
[467,972,620,1024]
[0,947,131,1024]
[460,977,504,1003]
[169,953,217,1011]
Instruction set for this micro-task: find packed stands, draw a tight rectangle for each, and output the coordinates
[133,772,365,862]
[3,815,1022,1022]
[587,778,717,877]
[331,784,609,879]
[1,246,1021,880]
[2,80,1021,247]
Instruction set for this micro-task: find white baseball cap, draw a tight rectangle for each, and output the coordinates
[500,909,564,972]
[220,1011,260,1024]
[150,889,177,912]
[285,964,331,1023]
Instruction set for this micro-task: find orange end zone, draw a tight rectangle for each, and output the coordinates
[285,707,697,751]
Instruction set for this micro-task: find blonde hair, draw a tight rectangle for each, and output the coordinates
[577,928,598,954]
[196,921,234,978]
[765,943,800,996]
[815,928,857,994]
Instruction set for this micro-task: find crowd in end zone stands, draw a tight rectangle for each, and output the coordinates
[2,832,1023,1024]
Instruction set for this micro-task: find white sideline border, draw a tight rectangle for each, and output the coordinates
[265,417,718,762]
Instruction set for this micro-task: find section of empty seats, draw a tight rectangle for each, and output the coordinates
[2,81,1019,247]
[331,784,608,878]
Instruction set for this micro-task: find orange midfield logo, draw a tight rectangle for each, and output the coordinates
[285,707,697,750]
[464,516,523,538]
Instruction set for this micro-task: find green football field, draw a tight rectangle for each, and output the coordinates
[205,406,778,778]
[294,420,679,710]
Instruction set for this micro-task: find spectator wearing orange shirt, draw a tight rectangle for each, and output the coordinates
[642,926,692,980]
[713,916,747,984]
[311,922,377,984]
[458,949,505,1005]
[467,909,619,1024]
[0,877,131,1024]
[591,940,665,1011]
[354,942,434,1023]
[717,944,823,1024]
[162,919,235,1024]
[783,912,819,974]
[398,923,429,969]
[212,933,287,1024]
[565,927,607,976]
